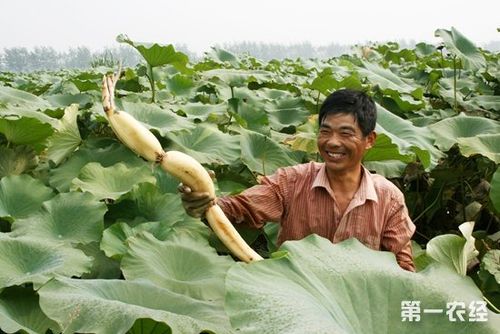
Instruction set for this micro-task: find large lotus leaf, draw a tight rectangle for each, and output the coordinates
[358,61,422,97]
[121,101,195,137]
[0,234,92,288]
[45,93,92,108]
[38,277,232,334]
[429,113,500,151]
[107,182,186,223]
[435,27,486,71]
[376,104,444,169]
[0,116,53,152]
[0,175,54,222]
[0,86,50,109]
[363,160,407,178]
[225,236,500,334]
[11,192,107,245]
[240,129,300,175]
[457,134,500,163]
[267,96,309,131]
[171,102,227,122]
[78,242,121,279]
[71,162,156,200]
[49,138,145,192]
[426,222,479,276]
[117,34,189,71]
[101,218,208,260]
[468,95,500,111]
[166,124,241,165]
[0,286,59,334]
[363,133,413,163]
[235,99,270,134]
[208,47,241,67]
[0,146,37,178]
[0,105,59,128]
[46,104,82,165]
[481,250,500,284]
[122,232,233,301]
[165,73,195,97]
[202,69,273,88]
[491,168,500,213]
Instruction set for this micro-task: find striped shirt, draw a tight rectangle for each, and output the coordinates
[217,162,416,271]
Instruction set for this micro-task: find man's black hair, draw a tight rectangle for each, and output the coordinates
[318,89,377,136]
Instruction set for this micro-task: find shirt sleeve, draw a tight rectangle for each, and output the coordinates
[381,191,416,272]
[217,168,290,229]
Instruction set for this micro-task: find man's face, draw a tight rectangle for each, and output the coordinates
[317,113,376,176]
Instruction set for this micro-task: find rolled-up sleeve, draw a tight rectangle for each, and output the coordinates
[217,168,289,229]
[381,193,416,272]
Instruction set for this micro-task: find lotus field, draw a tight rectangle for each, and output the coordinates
[0,28,499,333]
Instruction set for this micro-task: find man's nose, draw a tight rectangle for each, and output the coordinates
[326,133,341,147]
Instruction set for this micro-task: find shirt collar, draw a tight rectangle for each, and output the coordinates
[311,164,379,203]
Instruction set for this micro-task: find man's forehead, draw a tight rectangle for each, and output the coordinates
[320,113,359,127]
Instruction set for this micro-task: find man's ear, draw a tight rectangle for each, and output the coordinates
[365,131,377,149]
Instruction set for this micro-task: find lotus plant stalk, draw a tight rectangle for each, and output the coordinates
[102,70,263,263]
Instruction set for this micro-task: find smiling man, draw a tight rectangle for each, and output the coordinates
[180,89,416,271]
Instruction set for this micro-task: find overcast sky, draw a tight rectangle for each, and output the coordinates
[1,0,499,53]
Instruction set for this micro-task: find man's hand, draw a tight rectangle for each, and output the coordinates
[178,184,216,218]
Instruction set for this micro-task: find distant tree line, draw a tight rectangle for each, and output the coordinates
[1,40,498,72]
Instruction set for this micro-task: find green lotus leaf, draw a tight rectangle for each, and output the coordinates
[71,162,156,200]
[70,79,100,92]
[240,129,300,175]
[425,222,479,276]
[0,116,53,152]
[101,218,208,260]
[208,47,241,67]
[106,182,185,222]
[122,232,233,301]
[38,277,232,334]
[235,99,270,134]
[376,104,444,170]
[0,86,50,109]
[364,133,413,163]
[121,101,195,137]
[46,104,82,165]
[0,286,59,334]
[172,102,227,122]
[0,105,59,128]
[468,95,500,111]
[202,69,273,88]
[0,175,54,222]
[126,318,171,334]
[45,93,92,108]
[0,146,37,178]
[481,250,500,284]
[358,61,421,96]
[429,113,500,151]
[49,138,145,192]
[435,27,486,71]
[167,124,241,165]
[117,34,189,71]
[415,42,437,57]
[225,236,500,334]
[457,134,500,163]
[78,242,121,279]
[0,234,92,288]
[11,192,107,245]
[490,168,500,213]
[267,96,309,131]
[165,73,195,97]
[362,160,407,178]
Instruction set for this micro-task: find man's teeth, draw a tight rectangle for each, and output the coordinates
[327,152,345,158]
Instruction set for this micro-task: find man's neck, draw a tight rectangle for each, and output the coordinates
[326,165,363,193]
